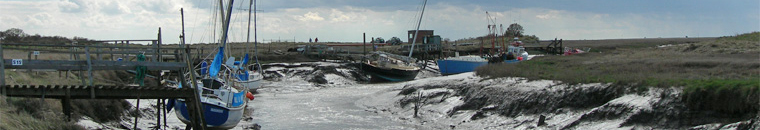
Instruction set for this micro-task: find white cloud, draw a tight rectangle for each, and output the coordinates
[0,0,753,44]
[294,12,324,21]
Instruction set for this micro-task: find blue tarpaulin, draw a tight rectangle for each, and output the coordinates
[209,47,224,78]
[242,54,249,65]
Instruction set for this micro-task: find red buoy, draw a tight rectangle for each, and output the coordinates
[246,92,255,100]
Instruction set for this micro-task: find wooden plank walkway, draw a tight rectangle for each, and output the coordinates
[0,29,208,129]
[2,59,186,71]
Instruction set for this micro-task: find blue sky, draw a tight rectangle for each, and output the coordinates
[0,0,757,44]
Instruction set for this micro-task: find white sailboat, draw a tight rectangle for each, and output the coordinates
[169,0,250,129]
[234,0,263,91]
[361,0,427,82]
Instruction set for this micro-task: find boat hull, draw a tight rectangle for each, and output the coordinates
[236,79,262,91]
[437,59,488,75]
[174,99,245,129]
[361,63,419,82]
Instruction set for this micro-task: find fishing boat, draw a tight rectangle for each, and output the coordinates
[169,0,251,129]
[436,53,488,75]
[502,39,529,63]
[362,51,421,81]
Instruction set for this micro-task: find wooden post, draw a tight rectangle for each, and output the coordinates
[153,40,159,62]
[158,28,162,62]
[156,99,161,128]
[34,53,38,75]
[0,45,5,96]
[163,99,168,129]
[134,96,140,130]
[122,41,127,59]
[86,46,93,86]
[96,47,101,60]
[174,50,180,62]
[110,48,114,61]
[27,52,31,73]
[62,87,72,121]
[77,49,85,86]
[70,43,74,60]
[180,9,206,128]
[90,86,95,99]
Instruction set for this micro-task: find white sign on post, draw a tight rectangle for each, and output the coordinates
[33,51,40,55]
[11,59,22,65]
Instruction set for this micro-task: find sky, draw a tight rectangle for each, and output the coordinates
[0,0,758,44]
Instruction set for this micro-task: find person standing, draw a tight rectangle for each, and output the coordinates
[315,37,319,43]
[309,38,312,43]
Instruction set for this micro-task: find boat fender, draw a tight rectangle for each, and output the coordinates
[246,92,255,100]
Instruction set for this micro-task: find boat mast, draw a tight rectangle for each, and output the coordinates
[219,0,235,58]
[254,0,262,71]
[246,0,252,53]
[408,0,427,57]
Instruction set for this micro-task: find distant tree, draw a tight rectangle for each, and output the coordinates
[1,28,28,43]
[521,35,540,44]
[505,23,524,37]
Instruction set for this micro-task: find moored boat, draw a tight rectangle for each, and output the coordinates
[232,54,263,91]
[501,40,529,63]
[168,0,252,128]
[173,77,247,129]
[171,48,251,129]
[437,54,488,75]
[362,51,421,82]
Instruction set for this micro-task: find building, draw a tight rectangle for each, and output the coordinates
[407,30,433,44]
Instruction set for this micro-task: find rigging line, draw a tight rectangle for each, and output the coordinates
[213,0,219,44]
[234,0,246,43]
[237,0,247,44]
[200,0,219,44]
[406,0,423,30]
[187,0,205,44]
[410,0,425,30]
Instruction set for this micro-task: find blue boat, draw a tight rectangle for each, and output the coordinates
[173,78,247,129]
[168,0,253,128]
[170,48,250,129]
[437,55,488,75]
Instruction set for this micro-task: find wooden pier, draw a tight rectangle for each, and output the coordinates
[0,29,209,129]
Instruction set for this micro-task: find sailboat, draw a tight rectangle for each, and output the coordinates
[361,0,427,82]
[170,0,250,129]
[362,51,421,81]
[235,0,264,92]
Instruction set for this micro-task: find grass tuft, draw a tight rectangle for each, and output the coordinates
[0,96,85,130]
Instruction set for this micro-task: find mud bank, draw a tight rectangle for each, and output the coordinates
[258,62,368,93]
[361,72,759,129]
